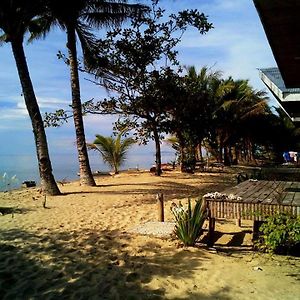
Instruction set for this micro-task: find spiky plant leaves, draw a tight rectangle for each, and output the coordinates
[171,198,207,246]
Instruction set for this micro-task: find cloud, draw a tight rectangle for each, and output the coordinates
[15,96,70,109]
[0,108,28,119]
[174,0,276,93]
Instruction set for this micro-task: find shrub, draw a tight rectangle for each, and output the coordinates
[259,213,300,255]
[171,198,207,246]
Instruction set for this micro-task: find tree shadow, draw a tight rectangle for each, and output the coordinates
[0,206,33,216]
[200,229,253,253]
[63,180,202,200]
[62,179,233,202]
[0,228,232,299]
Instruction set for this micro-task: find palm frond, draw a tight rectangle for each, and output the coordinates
[89,131,135,173]
[27,16,58,43]
[75,22,98,67]
[81,1,149,28]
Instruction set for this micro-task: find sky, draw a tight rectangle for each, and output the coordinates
[0,0,277,162]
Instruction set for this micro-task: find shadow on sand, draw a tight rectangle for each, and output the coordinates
[62,178,233,203]
[0,228,233,299]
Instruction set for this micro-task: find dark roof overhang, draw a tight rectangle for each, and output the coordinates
[254,0,300,88]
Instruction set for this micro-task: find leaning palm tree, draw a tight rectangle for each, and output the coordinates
[0,0,60,195]
[88,132,135,174]
[32,0,147,186]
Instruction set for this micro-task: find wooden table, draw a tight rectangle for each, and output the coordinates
[204,180,300,246]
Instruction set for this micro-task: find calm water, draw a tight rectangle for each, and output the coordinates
[0,148,175,191]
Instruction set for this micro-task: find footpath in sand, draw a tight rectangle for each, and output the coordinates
[0,171,299,299]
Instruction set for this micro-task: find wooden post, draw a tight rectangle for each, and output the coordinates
[156,193,164,222]
[252,220,264,241]
[236,219,241,227]
[207,217,215,247]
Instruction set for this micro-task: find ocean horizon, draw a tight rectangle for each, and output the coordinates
[0,148,175,191]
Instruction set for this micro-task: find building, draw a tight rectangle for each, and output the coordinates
[254,0,300,121]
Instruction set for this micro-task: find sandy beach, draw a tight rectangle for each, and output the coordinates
[0,170,299,299]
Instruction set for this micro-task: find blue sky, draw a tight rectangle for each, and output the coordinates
[0,0,277,159]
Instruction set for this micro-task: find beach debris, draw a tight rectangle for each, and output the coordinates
[203,192,242,201]
[253,266,263,271]
[22,181,36,188]
[150,166,156,173]
[57,177,70,186]
[208,247,217,253]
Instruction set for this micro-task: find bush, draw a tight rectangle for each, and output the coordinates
[171,198,207,246]
[259,213,300,255]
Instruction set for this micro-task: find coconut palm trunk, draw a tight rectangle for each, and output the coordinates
[153,127,162,176]
[11,39,60,195]
[66,26,96,186]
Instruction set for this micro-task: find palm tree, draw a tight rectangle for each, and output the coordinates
[169,66,224,171]
[213,78,269,164]
[88,132,135,174]
[33,0,146,186]
[0,0,60,195]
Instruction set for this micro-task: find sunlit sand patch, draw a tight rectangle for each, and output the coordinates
[129,221,176,238]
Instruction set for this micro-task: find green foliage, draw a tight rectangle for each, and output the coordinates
[171,198,207,246]
[82,2,212,176]
[259,213,300,255]
[88,131,135,174]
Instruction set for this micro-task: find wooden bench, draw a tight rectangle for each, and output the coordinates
[204,180,300,246]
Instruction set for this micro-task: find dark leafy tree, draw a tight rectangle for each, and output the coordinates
[83,1,213,175]
[0,0,60,195]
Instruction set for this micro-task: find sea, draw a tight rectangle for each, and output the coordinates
[0,148,175,191]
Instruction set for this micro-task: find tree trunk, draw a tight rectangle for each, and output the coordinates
[219,140,224,163]
[11,40,60,195]
[177,136,186,172]
[224,145,231,166]
[234,145,239,164]
[229,146,233,164]
[153,127,162,176]
[198,141,203,161]
[67,27,95,186]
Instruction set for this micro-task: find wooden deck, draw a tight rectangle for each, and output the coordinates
[204,180,300,246]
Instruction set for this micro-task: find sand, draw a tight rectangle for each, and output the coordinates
[0,170,299,299]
